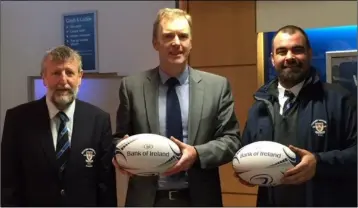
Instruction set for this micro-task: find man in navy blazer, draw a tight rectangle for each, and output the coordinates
[1,45,117,206]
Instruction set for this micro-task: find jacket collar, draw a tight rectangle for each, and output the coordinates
[254,67,321,102]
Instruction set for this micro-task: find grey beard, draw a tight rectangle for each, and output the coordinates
[51,88,79,110]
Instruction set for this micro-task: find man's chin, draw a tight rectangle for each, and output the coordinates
[52,95,74,110]
[54,90,71,96]
[168,56,186,63]
[282,67,301,73]
[279,71,306,85]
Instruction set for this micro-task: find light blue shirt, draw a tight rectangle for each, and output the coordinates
[157,66,189,190]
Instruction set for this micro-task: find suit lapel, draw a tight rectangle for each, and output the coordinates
[144,68,160,134]
[38,97,58,171]
[188,68,204,145]
[70,100,88,159]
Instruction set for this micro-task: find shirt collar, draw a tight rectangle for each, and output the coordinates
[46,93,76,121]
[277,80,304,98]
[158,65,189,85]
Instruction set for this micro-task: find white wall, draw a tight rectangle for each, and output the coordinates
[0,1,175,134]
[256,1,357,32]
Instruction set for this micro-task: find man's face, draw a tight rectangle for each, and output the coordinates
[42,58,83,110]
[153,17,192,67]
[271,32,312,85]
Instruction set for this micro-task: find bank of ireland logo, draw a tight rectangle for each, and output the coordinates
[143,144,153,150]
[311,119,327,136]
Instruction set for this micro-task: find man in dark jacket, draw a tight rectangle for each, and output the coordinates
[238,25,357,207]
[1,46,117,207]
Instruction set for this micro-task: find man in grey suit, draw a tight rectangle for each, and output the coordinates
[114,8,241,207]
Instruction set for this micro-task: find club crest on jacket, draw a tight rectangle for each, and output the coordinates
[81,148,96,167]
[311,119,327,136]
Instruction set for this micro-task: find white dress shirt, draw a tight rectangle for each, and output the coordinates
[46,94,75,150]
[277,81,304,115]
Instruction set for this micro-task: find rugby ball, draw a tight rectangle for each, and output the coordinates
[115,133,181,176]
[232,141,297,186]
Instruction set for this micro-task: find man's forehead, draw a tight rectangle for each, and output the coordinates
[161,17,190,33]
[274,32,306,47]
[45,58,78,69]
[47,56,75,63]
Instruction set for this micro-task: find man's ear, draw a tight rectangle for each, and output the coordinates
[78,70,84,86]
[42,73,47,87]
[152,38,159,51]
[308,48,313,59]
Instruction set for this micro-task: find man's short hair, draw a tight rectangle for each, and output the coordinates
[152,8,192,41]
[41,45,82,76]
[271,25,311,51]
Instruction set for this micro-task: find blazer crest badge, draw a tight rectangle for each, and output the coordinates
[81,148,96,167]
[311,119,327,137]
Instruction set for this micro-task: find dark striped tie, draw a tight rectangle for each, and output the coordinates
[283,90,295,116]
[56,111,70,175]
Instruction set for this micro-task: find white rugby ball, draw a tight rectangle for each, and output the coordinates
[232,141,297,186]
[115,133,181,176]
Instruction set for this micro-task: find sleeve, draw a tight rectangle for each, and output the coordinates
[1,109,23,206]
[241,103,262,146]
[194,79,242,169]
[242,120,253,146]
[97,113,118,206]
[315,95,357,178]
[114,78,132,141]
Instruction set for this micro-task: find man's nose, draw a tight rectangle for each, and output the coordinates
[58,72,68,84]
[172,35,180,45]
[285,51,294,59]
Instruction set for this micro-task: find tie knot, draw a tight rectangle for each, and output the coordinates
[284,90,295,99]
[57,111,69,123]
[166,77,180,88]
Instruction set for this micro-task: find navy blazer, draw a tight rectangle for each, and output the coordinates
[1,97,117,206]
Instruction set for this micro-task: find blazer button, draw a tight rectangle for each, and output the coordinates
[60,189,65,196]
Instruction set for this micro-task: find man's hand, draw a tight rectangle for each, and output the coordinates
[163,136,198,176]
[281,145,317,185]
[113,134,133,176]
[116,134,129,143]
[233,172,256,187]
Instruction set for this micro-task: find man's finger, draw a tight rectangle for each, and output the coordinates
[282,170,306,185]
[284,161,306,177]
[283,163,304,177]
[163,164,182,176]
[112,158,133,176]
[164,168,181,176]
[163,158,184,176]
[233,172,256,187]
[170,136,185,148]
[289,145,307,156]
[239,177,256,187]
[112,158,120,169]
[119,169,133,176]
[116,134,130,143]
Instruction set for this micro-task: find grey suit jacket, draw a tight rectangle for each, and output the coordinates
[115,66,241,206]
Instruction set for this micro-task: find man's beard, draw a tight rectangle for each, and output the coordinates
[50,87,79,110]
[277,62,308,87]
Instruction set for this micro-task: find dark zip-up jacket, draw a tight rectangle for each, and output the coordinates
[242,69,357,206]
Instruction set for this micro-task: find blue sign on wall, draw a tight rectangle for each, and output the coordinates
[63,11,98,72]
